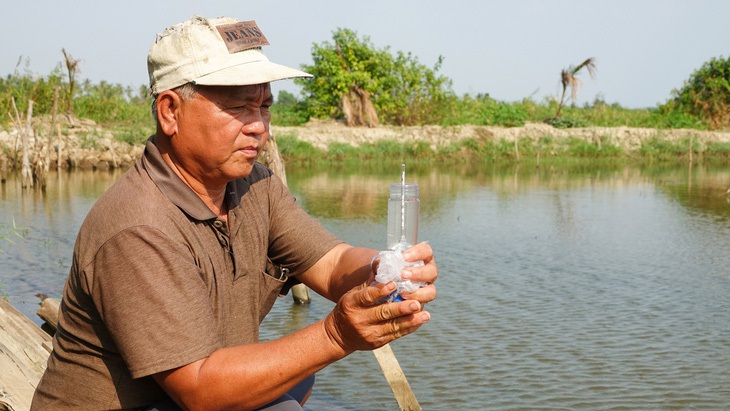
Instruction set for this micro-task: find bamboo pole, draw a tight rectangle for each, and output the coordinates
[373,344,421,410]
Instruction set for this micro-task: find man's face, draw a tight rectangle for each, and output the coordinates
[172,83,273,187]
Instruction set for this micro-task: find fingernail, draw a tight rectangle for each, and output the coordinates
[402,252,412,261]
[402,270,412,280]
[421,312,431,322]
[387,282,397,291]
[409,301,419,311]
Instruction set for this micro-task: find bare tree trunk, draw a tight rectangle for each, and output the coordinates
[259,132,287,186]
[0,156,7,183]
[555,86,568,118]
[21,101,34,189]
[48,86,60,173]
[57,123,63,170]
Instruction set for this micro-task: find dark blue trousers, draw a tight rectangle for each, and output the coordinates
[143,374,315,411]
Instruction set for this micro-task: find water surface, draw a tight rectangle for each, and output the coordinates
[1,162,729,410]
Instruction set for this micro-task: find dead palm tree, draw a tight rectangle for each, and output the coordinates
[555,57,597,118]
[61,48,80,117]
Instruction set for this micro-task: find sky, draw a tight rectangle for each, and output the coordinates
[2,0,728,109]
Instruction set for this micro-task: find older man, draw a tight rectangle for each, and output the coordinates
[32,15,437,410]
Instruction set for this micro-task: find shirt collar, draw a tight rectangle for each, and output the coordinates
[141,136,254,222]
[142,137,218,221]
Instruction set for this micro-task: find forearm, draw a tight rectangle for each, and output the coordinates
[157,318,348,410]
[319,244,379,302]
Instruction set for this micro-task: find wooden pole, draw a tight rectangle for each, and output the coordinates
[373,344,421,410]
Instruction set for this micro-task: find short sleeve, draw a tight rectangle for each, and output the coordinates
[264,174,342,276]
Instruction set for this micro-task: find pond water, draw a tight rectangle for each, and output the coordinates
[1,160,729,410]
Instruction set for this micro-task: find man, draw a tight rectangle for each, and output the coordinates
[32,15,437,410]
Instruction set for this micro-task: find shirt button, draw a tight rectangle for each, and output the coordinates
[213,220,224,228]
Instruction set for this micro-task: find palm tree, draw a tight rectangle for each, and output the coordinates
[555,57,597,118]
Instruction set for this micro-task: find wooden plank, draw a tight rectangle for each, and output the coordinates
[0,299,52,411]
[373,344,421,411]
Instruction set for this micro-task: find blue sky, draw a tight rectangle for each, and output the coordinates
[2,0,728,108]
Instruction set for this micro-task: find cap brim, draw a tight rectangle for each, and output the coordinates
[193,60,312,86]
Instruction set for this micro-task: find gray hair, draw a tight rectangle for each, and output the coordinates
[151,82,199,121]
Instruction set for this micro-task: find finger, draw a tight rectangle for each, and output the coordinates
[402,241,433,263]
[353,281,397,307]
[400,283,437,304]
[381,306,431,339]
[401,259,438,284]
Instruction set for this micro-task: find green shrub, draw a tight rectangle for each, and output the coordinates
[545,117,589,129]
[663,55,730,130]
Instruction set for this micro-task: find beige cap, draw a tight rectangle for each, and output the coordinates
[148,15,312,95]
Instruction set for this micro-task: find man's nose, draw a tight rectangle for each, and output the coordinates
[242,111,267,136]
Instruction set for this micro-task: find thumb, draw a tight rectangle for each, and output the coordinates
[355,280,397,307]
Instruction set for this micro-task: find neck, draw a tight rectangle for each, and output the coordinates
[155,135,228,220]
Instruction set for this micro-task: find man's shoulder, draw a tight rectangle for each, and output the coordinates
[94,161,168,217]
[76,162,177,250]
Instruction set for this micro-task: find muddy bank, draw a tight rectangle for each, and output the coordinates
[0,116,143,175]
[276,119,730,152]
[2,117,730,175]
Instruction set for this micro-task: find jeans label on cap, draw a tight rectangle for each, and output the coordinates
[216,21,270,53]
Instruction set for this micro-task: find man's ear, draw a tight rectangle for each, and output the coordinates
[156,90,181,137]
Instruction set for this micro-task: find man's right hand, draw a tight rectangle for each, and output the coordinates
[322,280,431,354]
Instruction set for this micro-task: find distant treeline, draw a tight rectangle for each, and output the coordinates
[1,34,728,145]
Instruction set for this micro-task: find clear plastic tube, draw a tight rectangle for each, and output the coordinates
[386,182,419,251]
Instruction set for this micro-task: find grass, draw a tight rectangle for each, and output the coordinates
[277,132,723,166]
[0,219,26,254]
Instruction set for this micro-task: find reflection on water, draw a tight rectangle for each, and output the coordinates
[2,162,730,410]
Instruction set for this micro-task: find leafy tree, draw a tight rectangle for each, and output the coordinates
[276,90,299,107]
[296,28,453,126]
[270,90,309,126]
[665,55,730,129]
[555,57,597,118]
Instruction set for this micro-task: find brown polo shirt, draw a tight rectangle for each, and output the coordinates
[31,137,341,410]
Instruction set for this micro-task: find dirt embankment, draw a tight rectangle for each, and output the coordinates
[2,117,730,173]
[275,119,730,152]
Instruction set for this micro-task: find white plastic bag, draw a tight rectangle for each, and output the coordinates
[374,249,426,302]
